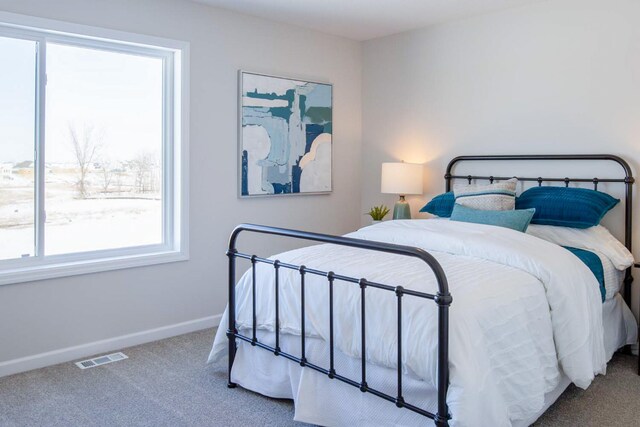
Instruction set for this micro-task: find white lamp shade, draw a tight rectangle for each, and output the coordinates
[381,162,423,195]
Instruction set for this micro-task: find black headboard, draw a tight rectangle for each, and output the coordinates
[444,154,635,303]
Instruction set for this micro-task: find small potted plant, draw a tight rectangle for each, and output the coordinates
[366,205,390,224]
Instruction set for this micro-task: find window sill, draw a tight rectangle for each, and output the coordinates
[0,249,189,286]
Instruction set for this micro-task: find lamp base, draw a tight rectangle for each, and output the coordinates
[393,197,411,220]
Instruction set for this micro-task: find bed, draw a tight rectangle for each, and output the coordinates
[209,155,638,427]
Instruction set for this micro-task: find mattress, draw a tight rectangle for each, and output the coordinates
[225,293,636,427]
[598,250,625,300]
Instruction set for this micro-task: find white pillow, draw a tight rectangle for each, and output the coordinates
[526,224,634,270]
[453,178,517,211]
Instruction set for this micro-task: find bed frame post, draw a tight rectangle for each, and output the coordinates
[624,175,634,306]
[226,242,238,388]
[435,290,452,427]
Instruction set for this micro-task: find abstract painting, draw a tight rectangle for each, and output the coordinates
[239,71,332,197]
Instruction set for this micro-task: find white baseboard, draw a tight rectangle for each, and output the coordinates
[0,314,222,378]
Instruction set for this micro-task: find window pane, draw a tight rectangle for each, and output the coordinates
[0,36,37,261]
[45,43,163,255]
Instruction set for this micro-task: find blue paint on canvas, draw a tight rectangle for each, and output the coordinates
[241,150,248,196]
[299,95,307,121]
[272,182,292,194]
[305,124,324,153]
[292,163,302,193]
[304,85,331,109]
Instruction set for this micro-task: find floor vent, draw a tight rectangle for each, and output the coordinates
[75,352,128,369]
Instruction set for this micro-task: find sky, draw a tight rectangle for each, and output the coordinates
[0,36,163,164]
[0,36,35,163]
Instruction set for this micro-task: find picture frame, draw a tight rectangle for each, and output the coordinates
[238,70,333,197]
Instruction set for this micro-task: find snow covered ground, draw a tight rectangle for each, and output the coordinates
[0,169,161,261]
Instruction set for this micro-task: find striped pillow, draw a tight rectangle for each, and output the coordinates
[454,178,517,210]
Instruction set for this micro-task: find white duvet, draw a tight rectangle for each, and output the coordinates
[209,220,606,426]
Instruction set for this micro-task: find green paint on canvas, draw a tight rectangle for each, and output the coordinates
[305,107,331,124]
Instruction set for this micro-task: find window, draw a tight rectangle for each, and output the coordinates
[0,14,188,285]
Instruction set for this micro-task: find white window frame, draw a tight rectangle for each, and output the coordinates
[0,12,189,286]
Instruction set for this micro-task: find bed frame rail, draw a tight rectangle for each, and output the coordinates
[227,223,452,426]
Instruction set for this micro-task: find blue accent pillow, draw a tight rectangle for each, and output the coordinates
[450,204,535,232]
[515,186,619,229]
[419,192,455,217]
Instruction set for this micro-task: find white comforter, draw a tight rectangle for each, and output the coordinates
[209,220,606,426]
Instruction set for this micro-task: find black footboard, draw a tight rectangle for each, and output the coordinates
[226,223,452,426]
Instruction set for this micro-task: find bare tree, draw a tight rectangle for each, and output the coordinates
[98,157,114,194]
[114,170,124,194]
[68,124,102,198]
[130,151,159,194]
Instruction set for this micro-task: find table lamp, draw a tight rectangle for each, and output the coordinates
[381,162,423,219]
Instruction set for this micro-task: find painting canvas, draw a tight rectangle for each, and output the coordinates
[239,71,332,197]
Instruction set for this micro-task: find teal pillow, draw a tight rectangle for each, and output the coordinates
[450,204,535,232]
[419,192,455,217]
[515,186,619,229]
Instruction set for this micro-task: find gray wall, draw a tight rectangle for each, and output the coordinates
[362,0,640,313]
[0,0,362,365]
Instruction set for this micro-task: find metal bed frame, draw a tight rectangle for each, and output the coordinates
[227,154,635,426]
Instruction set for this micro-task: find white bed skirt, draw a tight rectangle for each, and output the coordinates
[227,293,636,427]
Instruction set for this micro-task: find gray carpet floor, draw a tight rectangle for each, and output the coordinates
[0,328,638,426]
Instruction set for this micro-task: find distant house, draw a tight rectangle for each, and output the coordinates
[0,163,13,179]
[13,161,34,177]
[13,160,33,169]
